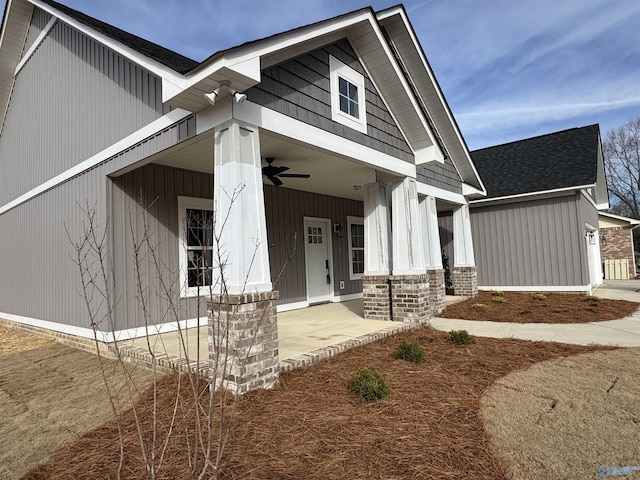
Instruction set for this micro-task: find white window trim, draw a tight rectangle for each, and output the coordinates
[329,55,367,134]
[347,216,365,280]
[178,196,215,298]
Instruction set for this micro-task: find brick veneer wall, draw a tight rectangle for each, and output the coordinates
[207,291,279,394]
[427,269,446,315]
[389,274,430,324]
[362,275,391,321]
[452,266,478,297]
[600,226,635,278]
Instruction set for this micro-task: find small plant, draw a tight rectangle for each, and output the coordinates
[493,296,507,303]
[584,294,599,302]
[394,340,425,364]
[471,303,487,309]
[449,330,476,345]
[491,290,504,296]
[349,368,391,402]
[532,293,547,300]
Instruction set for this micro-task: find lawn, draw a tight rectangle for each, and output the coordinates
[440,290,638,323]
[21,327,607,480]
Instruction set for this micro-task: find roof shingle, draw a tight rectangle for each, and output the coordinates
[471,125,601,199]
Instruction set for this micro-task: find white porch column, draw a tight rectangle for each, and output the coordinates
[420,195,443,269]
[389,177,429,324]
[453,204,475,267]
[362,182,391,320]
[391,177,425,275]
[213,119,272,294]
[363,182,391,275]
[420,195,446,315]
[452,204,477,297]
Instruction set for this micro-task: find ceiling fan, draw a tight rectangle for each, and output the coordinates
[262,157,310,186]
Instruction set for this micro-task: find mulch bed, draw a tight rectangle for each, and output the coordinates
[22,328,609,480]
[440,291,639,323]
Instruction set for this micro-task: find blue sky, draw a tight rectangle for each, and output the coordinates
[3,0,640,150]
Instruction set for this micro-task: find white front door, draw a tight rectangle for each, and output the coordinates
[304,218,332,304]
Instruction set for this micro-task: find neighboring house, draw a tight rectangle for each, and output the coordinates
[0,1,486,389]
[599,212,640,279]
[466,125,608,293]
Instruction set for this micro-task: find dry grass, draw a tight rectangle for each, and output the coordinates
[21,328,609,480]
[440,291,638,323]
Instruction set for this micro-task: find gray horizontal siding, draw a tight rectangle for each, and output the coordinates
[417,156,463,194]
[22,7,52,56]
[264,185,364,305]
[0,18,168,205]
[470,195,585,287]
[0,121,194,330]
[247,38,413,163]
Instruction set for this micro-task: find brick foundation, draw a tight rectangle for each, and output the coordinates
[207,291,279,394]
[453,266,478,297]
[427,268,446,315]
[362,275,391,321]
[389,274,430,324]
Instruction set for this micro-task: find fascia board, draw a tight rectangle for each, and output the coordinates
[469,185,595,207]
[28,0,186,89]
[377,6,486,194]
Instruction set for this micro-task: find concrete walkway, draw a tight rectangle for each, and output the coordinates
[431,281,640,347]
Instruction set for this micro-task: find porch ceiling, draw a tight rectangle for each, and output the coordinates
[152,130,376,201]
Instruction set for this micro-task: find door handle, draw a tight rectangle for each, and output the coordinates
[326,274,331,284]
[325,259,329,270]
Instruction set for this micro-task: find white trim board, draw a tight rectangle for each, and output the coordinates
[478,285,592,293]
[0,108,192,215]
[0,311,208,342]
[14,16,56,75]
[333,292,363,302]
[416,182,466,205]
[469,185,594,206]
[234,101,416,178]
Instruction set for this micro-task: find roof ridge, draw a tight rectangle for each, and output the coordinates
[472,123,599,153]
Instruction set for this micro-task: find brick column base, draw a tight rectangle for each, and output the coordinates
[389,274,430,325]
[452,266,478,297]
[362,275,391,321]
[207,291,279,394]
[427,269,446,316]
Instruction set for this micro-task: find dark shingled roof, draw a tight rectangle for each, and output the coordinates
[39,0,199,74]
[471,124,600,199]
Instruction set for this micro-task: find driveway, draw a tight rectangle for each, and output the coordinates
[431,281,640,346]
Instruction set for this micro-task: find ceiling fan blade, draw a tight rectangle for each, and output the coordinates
[274,166,289,175]
[278,173,311,178]
[268,175,283,186]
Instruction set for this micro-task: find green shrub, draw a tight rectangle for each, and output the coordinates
[491,290,504,296]
[449,329,476,345]
[471,303,487,309]
[349,368,391,402]
[393,340,425,364]
[532,293,547,300]
[584,294,599,302]
[493,296,507,303]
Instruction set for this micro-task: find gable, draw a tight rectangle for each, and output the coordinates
[247,38,413,163]
[417,157,462,194]
[0,10,168,205]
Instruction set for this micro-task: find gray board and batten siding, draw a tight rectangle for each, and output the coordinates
[0,9,170,205]
[469,193,591,288]
[22,7,52,56]
[0,117,195,331]
[246,38,414,163]
[438,212,454,268]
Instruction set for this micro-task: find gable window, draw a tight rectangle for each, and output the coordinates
[347,216,365,280]
[178,197,215,296]
[329,55,367,134]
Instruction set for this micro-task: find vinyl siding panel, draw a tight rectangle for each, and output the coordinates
[21,7,52,56]
[470,195,585,287]
[438,211,454,268]
[417,156,463,194]
[247,38,413,163]
[264,185,364,305]
[0,19,167,205]
[0,120,193,330]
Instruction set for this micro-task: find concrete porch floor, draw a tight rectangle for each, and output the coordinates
[129,299,426,369]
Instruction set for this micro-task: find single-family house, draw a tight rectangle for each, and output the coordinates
[599,211,639,280]
[0,0,486,390]
[466,125,608,293]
